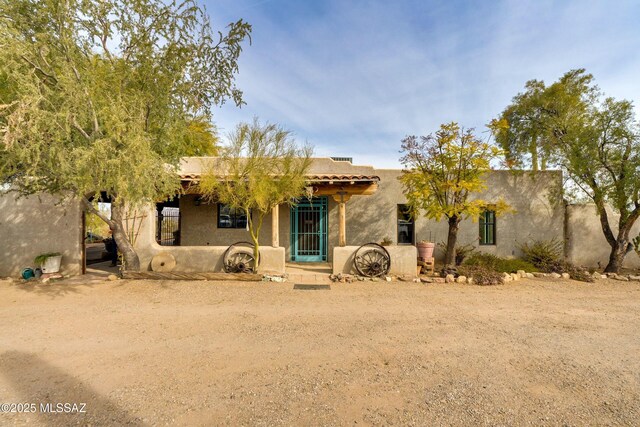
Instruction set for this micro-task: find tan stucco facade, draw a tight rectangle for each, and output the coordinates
[566,204,640,268]
[177,165,565,264]
[134,205,286,274]
[0,193,83,277]
[3,157,639,278]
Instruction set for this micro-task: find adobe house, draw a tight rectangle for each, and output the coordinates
[2,157,638,278]
[131,157,566,276]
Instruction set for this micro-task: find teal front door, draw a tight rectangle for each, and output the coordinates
[290,197,327,262]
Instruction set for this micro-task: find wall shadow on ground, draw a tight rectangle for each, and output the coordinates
[0,350,143,425]
[10,280,103,299]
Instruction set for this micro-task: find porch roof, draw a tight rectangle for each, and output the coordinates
[305,174,380,183]
[177,156,380,197]
[177,157,380,184]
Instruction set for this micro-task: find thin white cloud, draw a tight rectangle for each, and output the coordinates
[207,0,640,168]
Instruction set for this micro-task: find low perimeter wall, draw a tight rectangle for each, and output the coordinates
[333,245,418,277]
[0,193,82,277]
[566,204,640,268]
[134,206,285,274]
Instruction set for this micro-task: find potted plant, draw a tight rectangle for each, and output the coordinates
[380,237,393,246]
[34,252,63,274]
[417,240,435,259]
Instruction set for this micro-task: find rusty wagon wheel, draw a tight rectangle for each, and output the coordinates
[223,241,258,273]
[354,243,391,277]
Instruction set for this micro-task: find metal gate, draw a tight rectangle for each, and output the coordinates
[290,197,327,262]
[156,207,180,246]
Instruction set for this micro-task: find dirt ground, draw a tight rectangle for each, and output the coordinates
[0,277,639,426]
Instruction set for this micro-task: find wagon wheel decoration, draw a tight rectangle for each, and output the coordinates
[223,241,258,273]
[354,243,391,277]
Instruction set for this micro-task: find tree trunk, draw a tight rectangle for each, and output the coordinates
[444,216,460,267]
[247,208,263,273]
[603,225,635,273]
[530,135,539,172]
[110,201,140,271]
[603,240,631,273]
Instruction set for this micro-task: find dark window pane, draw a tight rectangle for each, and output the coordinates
[479,210,496,245]
[218,204,247,229]
[397,204,414,244]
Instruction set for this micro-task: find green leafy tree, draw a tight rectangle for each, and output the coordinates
[400,123,509,266]
[199,119,313,272]
[0,0,250,270]
[491,79,552,170]
[494,69,640,272]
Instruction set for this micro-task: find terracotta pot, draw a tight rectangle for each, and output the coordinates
[417,242,435,259]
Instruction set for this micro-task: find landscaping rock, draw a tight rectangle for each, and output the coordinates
[385,276,392,282]
[592,272,601,280]
[525,273,534,279]
[611,274,629,282]
[561,273,570,280]
[517,270,526,278]
[502,272,512,282]
[550,273,561,279]
[330,273,354,283]
[420,277,433,283]
[456,275,467,284]
[532,272,547,278]
[397,276,411,282]
[445,274,455,283]
[467,277,474,285]
[628,275,640,282]
[510,273,519,281]
[108,274,119,281]
[413,278,421,283]
[433,277,446,283]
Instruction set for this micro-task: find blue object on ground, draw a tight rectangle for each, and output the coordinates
[21,268,35,280]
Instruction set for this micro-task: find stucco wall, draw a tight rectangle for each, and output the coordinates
[0,192,83,277]
[566,204,640,268]
[135,204,285,274]
[178,169,565,264]
[342,169,565,262]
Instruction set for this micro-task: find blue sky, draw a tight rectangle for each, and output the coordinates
[204,0,640,168]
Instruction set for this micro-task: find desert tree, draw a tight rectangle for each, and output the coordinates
[491,79,552,171]
[493,69,640,272]
[400,123,509,266]
[0,0,251,270]
[199,119,313,272]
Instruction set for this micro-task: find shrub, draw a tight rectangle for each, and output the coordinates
[463,252,501,269]
[437,242,476,265]
[463,253,536,273]
[519,239,563,272]
[458,265,503,286]
[568,267,595,283]
[497,258,537,273]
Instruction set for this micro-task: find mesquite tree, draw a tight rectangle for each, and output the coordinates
[400,123,508,266]
[0,0,250,270]
[494,69,640,273]
[199,119,312,272]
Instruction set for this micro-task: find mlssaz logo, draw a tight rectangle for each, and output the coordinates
[40,403,87,413]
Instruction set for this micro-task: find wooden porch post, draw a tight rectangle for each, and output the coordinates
[338,201,346,246]
[332,192,351,247]
[271,205,279,247]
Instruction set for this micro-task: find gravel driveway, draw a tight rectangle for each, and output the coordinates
[0,277,639,425]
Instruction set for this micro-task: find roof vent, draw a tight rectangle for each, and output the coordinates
[330,157,353,163]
